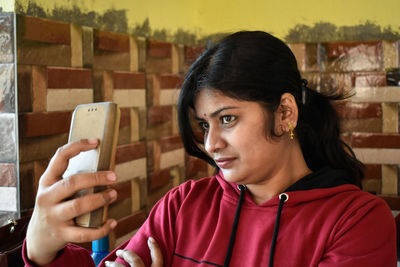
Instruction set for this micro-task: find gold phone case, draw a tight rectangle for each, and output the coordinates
[63,102,120,228]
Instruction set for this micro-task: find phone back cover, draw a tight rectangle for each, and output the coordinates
[63,102,120,227]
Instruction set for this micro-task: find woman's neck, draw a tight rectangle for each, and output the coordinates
[246,143,311,205]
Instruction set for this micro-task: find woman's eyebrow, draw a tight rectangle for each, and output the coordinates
[195,106,239,120]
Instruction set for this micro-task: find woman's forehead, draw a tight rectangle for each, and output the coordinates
[194,89,239,109]
[194,89,263,117]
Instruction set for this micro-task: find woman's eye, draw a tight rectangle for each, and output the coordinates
[221,115,236,124]
[199,122,209,131]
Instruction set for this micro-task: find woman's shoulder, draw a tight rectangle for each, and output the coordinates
[174,175,222,196]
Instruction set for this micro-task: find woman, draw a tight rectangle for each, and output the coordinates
[24,31,396,267]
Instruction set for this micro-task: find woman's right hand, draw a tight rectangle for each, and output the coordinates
[26,139,118,266]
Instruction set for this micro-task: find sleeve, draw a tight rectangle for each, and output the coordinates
[318,197,397,267]
[22,239,95,267]
[99,184,186,267]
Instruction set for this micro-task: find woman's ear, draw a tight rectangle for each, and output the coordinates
[274,93,298,134]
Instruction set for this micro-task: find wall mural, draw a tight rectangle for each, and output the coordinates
[13,0,400,45]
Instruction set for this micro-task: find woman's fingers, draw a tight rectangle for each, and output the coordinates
[47,171,117,203]
[116,250,145,267]
[62,219,117,243]
[148,237,163,267]
[112,239,163,267]
[54,188,117,221]
[40,139,99,187]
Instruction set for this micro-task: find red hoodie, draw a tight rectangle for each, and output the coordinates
[23,167,397,266]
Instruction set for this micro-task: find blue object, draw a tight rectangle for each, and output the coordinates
[91,236,109,266]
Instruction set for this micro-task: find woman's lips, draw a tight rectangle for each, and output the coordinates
[214,158,236,168]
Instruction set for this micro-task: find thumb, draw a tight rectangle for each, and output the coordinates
[148,237,163,267]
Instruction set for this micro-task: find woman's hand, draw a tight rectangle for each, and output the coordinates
[105,237,163,267]
[26,139,118,266]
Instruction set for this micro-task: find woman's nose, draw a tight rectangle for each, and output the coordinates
[204,127,226,154]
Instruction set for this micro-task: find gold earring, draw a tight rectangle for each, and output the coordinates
[288,122,294,140]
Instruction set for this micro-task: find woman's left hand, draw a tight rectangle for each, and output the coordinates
[105,237,163,267]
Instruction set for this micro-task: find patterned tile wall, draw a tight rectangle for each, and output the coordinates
[0,11,18,226]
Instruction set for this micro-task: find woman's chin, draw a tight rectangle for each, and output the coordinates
[221,170,241,184]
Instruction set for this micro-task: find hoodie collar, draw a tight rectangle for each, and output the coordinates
[216,166,359,206]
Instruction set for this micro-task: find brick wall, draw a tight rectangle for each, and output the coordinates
[2,13,399,248]
[15,14,209,249]
[289,41,400,210]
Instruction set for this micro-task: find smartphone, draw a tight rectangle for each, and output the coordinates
[63,102,120,228]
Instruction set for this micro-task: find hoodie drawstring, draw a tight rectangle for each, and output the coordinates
[268,193,288,267]
[223,188,289,267]
[223,184,246,267]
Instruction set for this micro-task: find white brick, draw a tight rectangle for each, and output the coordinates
[160,89,180,106]
[381,165,398,195]
[0,187,17,211]
[353,148,400,165]
[349,87,400,103]
[112,89,146,108]
[115,158,146,182]
[47,89,93,111]
[160,148,185,169]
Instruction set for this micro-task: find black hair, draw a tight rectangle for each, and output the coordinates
[177,31,363,187]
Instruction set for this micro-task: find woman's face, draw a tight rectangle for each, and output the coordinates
[194,89,289,186]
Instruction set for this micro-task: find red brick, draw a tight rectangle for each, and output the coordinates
[0,164,15,186]
[159,135,183,153]
[47,67,92,89]
[148,106,172,125]
[322,41,382,72]
[352,72,387,87]
[19,111,72,137]
[17,40,71,67]
[148,40,172,58]
[113,210,147,239]
[19,15,70,45]
[160,74,183,89]
[110,180,131,202]
[325,41,381,58]
[115,142,146,164]
[364,164,381,180]
[149,168,170,190]
[95,30,129,53]
[351,133,400,148]
[185,46,205,61]
[113,71,146,89]
[119,108,131,128]
[334,102,382,119]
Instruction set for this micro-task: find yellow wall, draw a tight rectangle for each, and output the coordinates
[13,0,400,41]
[0,0,15,12]
[196,0,400,38]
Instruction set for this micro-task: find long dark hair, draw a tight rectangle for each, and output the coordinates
[177,31,363,186]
